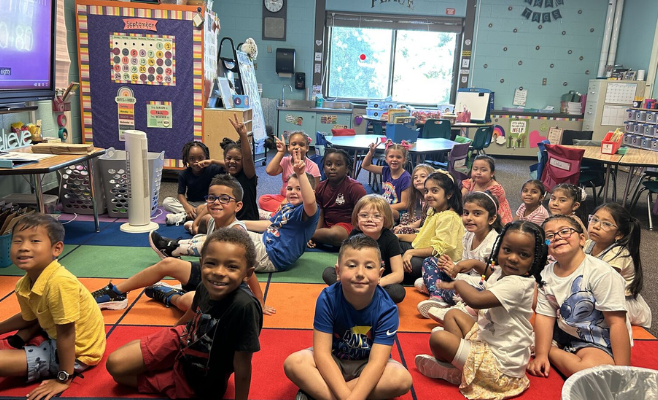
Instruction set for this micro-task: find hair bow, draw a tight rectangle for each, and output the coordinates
[384,139,412,151]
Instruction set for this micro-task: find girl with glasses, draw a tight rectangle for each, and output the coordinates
[585,203,651,328]
[529,215,632,379]
[321,195,405,303]
[548,183,588,239]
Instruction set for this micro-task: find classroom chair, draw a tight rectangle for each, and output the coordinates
[540,144,584,192]
[420,119,451,139]
[571,138,617,206]
[628,171,658,230]
[428,142,470,184]
[471,126,493,157]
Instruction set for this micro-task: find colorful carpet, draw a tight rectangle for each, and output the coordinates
[0,219,656,399]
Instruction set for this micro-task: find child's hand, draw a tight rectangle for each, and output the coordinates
[527,356,551,378]
[393,225,406,234]
[402,252,413,273]
[307,240,316,248]
[275,136,286,153]
[292,149,306,175]
[229,113,248,136]
[183,204,197,219]
[368,142,378,153]
[196,159,212,168]
[28,379,70,400]
[263,305,276,316]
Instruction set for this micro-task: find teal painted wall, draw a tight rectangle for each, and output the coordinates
[471,0,608,110]
[616,0,658,73]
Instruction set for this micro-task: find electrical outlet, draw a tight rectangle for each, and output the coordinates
[542,78,547,85]
[267,45,272,53]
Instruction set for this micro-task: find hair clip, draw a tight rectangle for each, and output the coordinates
[435,169,455,183]
[479,274,486,286]
[545,239,551,245]
[399,140,412,150]
[490,260,495,271]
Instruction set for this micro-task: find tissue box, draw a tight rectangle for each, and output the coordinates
[232,95,250,108]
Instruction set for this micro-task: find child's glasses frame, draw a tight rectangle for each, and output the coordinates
[587,215,618,231]
[204,194,236,204]
[545,227,577,242]
[357,213,384,221]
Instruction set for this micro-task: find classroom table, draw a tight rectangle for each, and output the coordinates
[362,115,491,139]
[565,145,623,202]
[0,147,107,232]
[326,134,456,178]
[618,148,658,207]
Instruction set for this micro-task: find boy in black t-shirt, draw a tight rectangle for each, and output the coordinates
[106,228,263,399]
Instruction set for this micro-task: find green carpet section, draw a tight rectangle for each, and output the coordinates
[266,251,337,283]
[59,245,168,278]
[0,245,81,276]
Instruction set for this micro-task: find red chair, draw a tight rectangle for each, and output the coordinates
[330,128,356,136]
[540,144,585,192]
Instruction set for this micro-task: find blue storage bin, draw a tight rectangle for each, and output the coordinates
[366,108,383,118]
[386,122,418,143]
[0,233,11,268]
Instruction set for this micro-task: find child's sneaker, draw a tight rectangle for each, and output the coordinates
[431,326,445,333]
[295,389,315,400]
[414,277,429,295]
[258,208,272,220]
[145,282,184,308]
[415,354,462,385]
[149,231,180,259]
[417,298,449,318]
[183,220,193,232]
[165,212,187,226]
[92,282,128,310]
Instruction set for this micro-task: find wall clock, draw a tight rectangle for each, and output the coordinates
[262,0,287,41]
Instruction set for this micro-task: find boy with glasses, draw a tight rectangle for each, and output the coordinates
[243,149,320,272]
[92,175,269,315]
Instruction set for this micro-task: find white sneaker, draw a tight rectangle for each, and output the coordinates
[428,306,450,324]
[414,277,429,295]
[183,221,193,232]
[415,354,462,385]
[258,208,272,220]
[431,326,445,333]
[417,298,449,319]
[165,212,187,226]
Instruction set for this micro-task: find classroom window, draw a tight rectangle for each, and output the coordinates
[325,13,461,105]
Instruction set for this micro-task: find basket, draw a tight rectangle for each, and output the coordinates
[561,366,658,399]
[0,233,11,268]
[99,148,164,218]
[386,121,418,143]
[59,158,107,215]
[601,132,622,155]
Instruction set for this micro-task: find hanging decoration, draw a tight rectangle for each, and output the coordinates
[521,0,563,23]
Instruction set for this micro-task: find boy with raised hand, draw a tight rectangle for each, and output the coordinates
[106,228,263,399]
[243,148,320,272]
[0,213,105,400]
[284,234,412,400]
[92,174,271,315]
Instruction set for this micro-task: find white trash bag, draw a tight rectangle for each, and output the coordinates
[562,366,658,400]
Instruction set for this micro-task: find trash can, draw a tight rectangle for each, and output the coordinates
[561,365,658,400]
[99,148,164,218]
[59,158,107,215]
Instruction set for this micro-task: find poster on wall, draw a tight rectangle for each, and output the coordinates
[508,120,528,148]
[115,87,136,142]
[110,33,176,85]
[147,101,173,128]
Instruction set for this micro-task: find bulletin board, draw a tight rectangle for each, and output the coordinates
[76,0,216,168]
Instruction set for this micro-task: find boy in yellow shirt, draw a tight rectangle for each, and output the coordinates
[0,214,106,400]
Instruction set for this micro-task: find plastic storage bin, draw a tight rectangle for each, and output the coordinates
[625,121,636,133]
[561,366,658,400]
[626,109,636,121]
[0,233,11,268]
[637,110,648,122]
[386,122,418,143]
[99,148,164,218]
[646,111,656,124]
[59,158,107,215]
[601,131,622,154]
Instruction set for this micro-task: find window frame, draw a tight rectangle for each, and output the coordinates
[323,11,463,106]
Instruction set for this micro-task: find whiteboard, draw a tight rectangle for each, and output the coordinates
[455,91,490,121]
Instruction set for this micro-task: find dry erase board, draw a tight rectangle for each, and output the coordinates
[455,91,490,122]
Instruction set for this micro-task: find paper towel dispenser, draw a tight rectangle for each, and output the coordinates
[276,48,295,75]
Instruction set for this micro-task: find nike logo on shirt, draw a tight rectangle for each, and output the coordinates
[386,330,397,336]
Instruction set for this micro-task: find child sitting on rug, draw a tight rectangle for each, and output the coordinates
[106,228,263,399]
[284,235,412,400]
[92,174,274,315]
[0,214,106,400]
[243,149,319,272]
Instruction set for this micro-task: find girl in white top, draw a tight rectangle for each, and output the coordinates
[585,203,651,328]
[415,221,548,400]
[417,191,502,318]
[528,215,632,379]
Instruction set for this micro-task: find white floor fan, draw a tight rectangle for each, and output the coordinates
[120,130,159,233]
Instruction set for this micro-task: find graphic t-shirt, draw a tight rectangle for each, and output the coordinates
[264,202,320,271]
[348,228,401,276]
[315,177,366,226]
[381,166,411,205]
[314,283,398,360]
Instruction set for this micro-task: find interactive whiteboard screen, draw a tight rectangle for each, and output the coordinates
[455,91,490,121]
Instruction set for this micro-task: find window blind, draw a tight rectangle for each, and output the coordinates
[325,11,462,33]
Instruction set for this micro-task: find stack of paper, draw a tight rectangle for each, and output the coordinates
[31,143,95,155]
[562,102,582,115]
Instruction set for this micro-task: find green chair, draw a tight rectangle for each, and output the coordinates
[420,119,451,139]
[471,126,493,157]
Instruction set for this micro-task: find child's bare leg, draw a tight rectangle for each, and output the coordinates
[284,349,336,400]
[344,360,412,399]
[0,349,28,376]
[169,291,194,312]
[196,213,210,235]
[430,310,475,363]
[113,258,192,293]
[106,339,147,387]
[312,226,349,247]
[548,346,614,377]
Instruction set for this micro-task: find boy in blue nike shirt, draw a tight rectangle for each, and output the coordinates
[284,234,412,400]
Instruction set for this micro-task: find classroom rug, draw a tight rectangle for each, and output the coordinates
[0,219,656,399]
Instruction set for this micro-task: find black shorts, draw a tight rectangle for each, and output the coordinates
[182,261,201,292]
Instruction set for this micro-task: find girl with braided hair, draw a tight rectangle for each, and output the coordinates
[162,140,224,226]
[416,220,547,400]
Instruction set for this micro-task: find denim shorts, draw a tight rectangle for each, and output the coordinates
[25,339,88,383]
[552,326,614,358]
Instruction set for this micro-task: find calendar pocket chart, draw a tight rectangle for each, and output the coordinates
[110,33,176,86]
